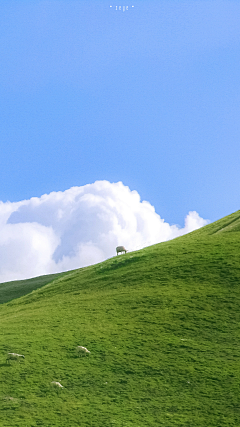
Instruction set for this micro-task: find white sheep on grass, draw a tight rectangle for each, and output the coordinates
[6,353,25,363]
[76,346,91,356]
[116,246,127,255]
[51,381,64,389]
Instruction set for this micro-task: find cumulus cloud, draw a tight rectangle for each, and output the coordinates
[0,181,209,282]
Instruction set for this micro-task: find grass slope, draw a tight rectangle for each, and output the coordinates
[0,211,240,426]
[0,272,68,305]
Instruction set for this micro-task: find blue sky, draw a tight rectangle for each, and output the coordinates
[1,0,240,227]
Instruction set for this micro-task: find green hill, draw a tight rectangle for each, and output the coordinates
[0,210,240,426]
[0,272,68,305]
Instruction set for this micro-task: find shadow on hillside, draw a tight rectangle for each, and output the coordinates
[100,255,143,272]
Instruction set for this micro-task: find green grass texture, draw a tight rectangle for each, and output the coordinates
[0,210,240,426]
[0,272,68,305]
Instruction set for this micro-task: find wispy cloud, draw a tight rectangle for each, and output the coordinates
[0,181,209,282]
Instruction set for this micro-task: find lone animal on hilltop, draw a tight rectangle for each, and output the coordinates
[6,353,25,363]
[116,246,127,255]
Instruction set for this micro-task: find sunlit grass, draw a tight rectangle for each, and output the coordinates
[0,211,240,426]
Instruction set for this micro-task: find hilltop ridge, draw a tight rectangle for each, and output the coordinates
[185,209,240,236]
[1,209,240,305]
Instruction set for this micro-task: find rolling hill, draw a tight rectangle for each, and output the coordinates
[0,210,240,426]
[0,272,68,305]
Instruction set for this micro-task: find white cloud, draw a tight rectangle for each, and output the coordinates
[0,181,209,282]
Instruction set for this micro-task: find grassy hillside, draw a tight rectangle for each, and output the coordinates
[0,272,68,305]
[0,211,240,426]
